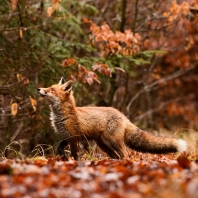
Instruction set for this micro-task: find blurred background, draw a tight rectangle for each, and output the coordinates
[0,0,198,158]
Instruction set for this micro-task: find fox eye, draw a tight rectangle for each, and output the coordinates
[51,87,55,91]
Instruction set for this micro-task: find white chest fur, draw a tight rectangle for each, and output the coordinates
[50,110,58,133]
[49,105,68,138]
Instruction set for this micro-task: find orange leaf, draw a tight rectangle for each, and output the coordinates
[82,18,90,23]
[19,29,23,39]
[30,97,37,111]
[17,73,23,82]
[11,0,18,11]
[163,12,169,17]
[105,68,112,77]
[52,0,59,9]
[47,7,53,17]
[11,103,18,117]
[62,58,77,67]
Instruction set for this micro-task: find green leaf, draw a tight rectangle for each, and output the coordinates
[82,4,99,15]
[131,58,151,65]
[141,50,167,58]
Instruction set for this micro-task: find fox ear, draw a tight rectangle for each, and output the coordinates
[58,77,65,85]
[61,80,73,93]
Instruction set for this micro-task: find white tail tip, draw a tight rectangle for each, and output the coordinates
[177,139,187,152]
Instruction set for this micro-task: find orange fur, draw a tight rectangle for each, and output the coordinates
[38,78,187,160]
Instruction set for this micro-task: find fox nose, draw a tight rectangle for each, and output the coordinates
[38,88,41,92]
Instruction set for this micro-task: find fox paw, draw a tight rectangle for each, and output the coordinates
[56,155,68,161]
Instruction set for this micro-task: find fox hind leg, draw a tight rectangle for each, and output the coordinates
[109,140,126,159]
[102,137,127,159]
[96,139,120,159]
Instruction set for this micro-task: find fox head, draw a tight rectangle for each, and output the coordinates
[38,77,74,104]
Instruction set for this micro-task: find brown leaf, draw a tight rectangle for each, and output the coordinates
[69,75,76,82]
[23,78,29,86]
[115,67,126,73]
[16,73,23,82]
[0,164,12,175]
[177,154,191,169]
[78,65,88,74]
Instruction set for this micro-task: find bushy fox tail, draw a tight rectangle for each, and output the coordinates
[124,128,187,154]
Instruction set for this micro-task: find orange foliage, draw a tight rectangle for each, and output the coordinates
[61,58,113,85]
[0,154,197,197]
[61,58,77,67]
[77,65,100,85]
[92,63,112,77]
[80,1,198,129]
[84,19,141,57]
[163,1,190,23]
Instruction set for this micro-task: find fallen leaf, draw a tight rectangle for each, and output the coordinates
[177,154,191,169]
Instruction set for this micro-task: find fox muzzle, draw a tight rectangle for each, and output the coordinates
[38,88,47,96]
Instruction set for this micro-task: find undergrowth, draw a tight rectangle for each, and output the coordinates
[1,129,198,161]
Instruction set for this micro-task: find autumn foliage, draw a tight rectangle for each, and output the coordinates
[1,1,198,197]
[84,19,141,57]
[0,153,198,198]
[1,0,198,160]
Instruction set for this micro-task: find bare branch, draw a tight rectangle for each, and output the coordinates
[126,64,196,113]
[120,0,127,32]
[10,121,24,142]
[132,0,139,32]
[134,98,180,122]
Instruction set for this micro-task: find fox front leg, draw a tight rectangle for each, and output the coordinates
[81,139,90,154]
[58,140,69,160]
[70,141,78,160]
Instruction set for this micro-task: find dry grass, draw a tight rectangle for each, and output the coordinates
[0,128,197,161]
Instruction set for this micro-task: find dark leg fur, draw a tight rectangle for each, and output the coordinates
[110,141,125,159]
[81,139,90,154]
[70,141,78,160]
[96,140,120,159]
[58,140,69,160]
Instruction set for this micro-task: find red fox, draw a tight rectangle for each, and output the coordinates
[38,78,187,160]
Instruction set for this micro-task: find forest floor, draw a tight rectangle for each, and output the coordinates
[0,152,198,198]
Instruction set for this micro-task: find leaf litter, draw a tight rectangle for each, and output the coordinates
[0,153,198,198]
